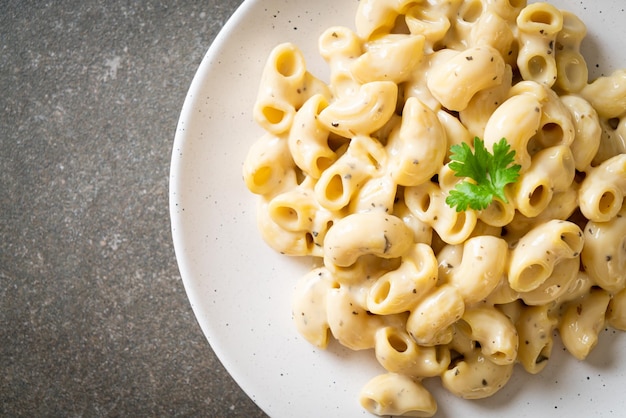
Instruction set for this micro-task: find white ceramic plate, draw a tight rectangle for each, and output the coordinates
[170,1,626,416]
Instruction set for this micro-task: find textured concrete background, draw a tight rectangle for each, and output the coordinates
[1,1,267,416]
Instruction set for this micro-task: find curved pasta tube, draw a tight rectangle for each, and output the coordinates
[560,95,601,172]
[349,174,398,214]
[554,10,588,93]
[323,212,413,269]
[291,267,338,348]
[511,145,575,218]
[503,187,578,244]
[555,49,588,94]
[326,286,384,350]
[406,284,465,346]
[483,93,542,172]
[243,133,297,196]
[253,43,330,133]
[405,3,452,52]
[507,220,583,293]
[553,10,588,93]
[519,257,579,306]
[607,288,626,331]
[352,34,425,84]
[580,69,626,119]
[367,243,438,315]
[404,181,478,245]
[530,88,576,151]
[318,26,362,63]
[374,326,451,378]
[593,115,626,166]
[515,304,558,374]
[267,180,336,252]
[476,194,516,228]
[257,197,317,256]
[516,3,563,86]
[437,236,508,304]
[559,288,611,360]
[318,81,398,138]
[288,94,336,179]
[359,373,438,418]
[582,207,626,292]
[268,179,323,232]
[441,347,514,399]
[459,306,519,366]
[318,26,362,98]
[578,154,626,223]
[314,135,387,211]
[355,0,418,39]
[556,10,587,52]
[470,9,517,67]
[253,99,296,135]
[386,97,447,187]
[459,64,513,140]
[427,45,506,112]
[528,88,576,154]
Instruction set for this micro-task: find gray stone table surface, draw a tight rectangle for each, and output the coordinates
[1,1,268,416]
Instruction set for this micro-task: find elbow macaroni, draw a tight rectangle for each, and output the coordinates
[386,97,447,187]
[243,1,626,416]
[515,2,563,86]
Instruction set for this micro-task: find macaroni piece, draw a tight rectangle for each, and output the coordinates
[374,326,450,377]
[387,97,447,186]
[458,305,519,365]
[427,46,506,111]
[560,94,601,171]
[359,372,438,417]
[510,144,575,217]
[554,11,588,93]
[515,304,557,374]
[559,287,612,360]
[406,284,465,346]
[516,2,563,86]
[578,154,626,222]
[288,94,336,179]
[367,243,438,315]
[252,43,330,134]
[242,0,626,416]
[352,34,426,84]
[437,235,508,304]
[581,206,626,292]
[404,181,478,245]
[441,324,515,399]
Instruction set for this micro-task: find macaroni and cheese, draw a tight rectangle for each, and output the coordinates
[243,0,626,416]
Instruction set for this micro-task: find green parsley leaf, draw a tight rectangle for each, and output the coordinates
[445,137,521,212]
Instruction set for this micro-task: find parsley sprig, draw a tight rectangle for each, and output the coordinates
[445,137,521,212]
